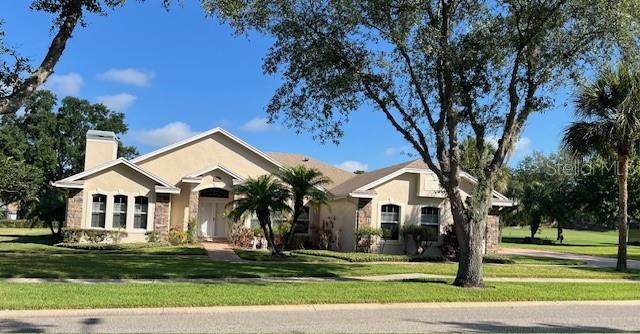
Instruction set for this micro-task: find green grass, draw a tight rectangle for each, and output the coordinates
[0,228,206,255]
[1,252,637,279]
[502,227,640,260]
[2,281,639,310]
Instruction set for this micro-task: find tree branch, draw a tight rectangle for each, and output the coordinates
[0,0,83,115]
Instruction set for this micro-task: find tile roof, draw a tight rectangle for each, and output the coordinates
[329,159,424,196]
[266,152,357,188]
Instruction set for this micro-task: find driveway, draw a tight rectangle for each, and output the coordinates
[499,248,640,270]
[1,301,639,333]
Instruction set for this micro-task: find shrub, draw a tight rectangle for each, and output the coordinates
[355,226,383,253]
[312,216,336,250]
[0,219,48,228]
[185,219,197,244]
[166,227,187,246]
[439,224,458,260]
[252,226,264,237]
[62,228,83,243]
[145,231,162,243]
[401,224,438,255]
[228,226,255,248]
[62,229,128,244]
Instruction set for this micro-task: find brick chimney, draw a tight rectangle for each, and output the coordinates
[84,130,118,170]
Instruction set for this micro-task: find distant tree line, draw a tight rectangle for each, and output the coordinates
[0,90,136,236]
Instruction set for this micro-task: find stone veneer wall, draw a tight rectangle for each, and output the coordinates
[154,194,171,236]
[356,199,372,227]
[187,190,199,229]
[65,189,84,228]
[485,214,500,253]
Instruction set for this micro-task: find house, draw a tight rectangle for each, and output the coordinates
[53,128,513,255]
[0,202,19,220]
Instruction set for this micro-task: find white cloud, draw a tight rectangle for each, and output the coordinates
[240,117,276,132]
[515,137,532,154]
[97,93,137,112]
[45,73,83,96]
[97,68,155,87]
[383,145,414,157]
[133,122,197,148]
[337,160,369,173]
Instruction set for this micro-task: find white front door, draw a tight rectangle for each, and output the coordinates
[198,200,228,239]
[198,201,214,238]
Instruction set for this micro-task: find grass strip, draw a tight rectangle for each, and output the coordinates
[1,281,639,310]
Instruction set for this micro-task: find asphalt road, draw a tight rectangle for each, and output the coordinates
[1,301,639,333]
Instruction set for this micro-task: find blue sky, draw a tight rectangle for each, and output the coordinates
[1,2,577,171]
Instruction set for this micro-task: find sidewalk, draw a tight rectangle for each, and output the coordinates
[201,241,241,261]
[498,248,640,270]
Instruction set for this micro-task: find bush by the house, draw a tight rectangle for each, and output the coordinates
[228,225,255,248]
[355,226,383,253]
[0,219,48,228]
[145,231,162,243]
[312,216,337,250]
[185,219,197,244]
[439,225,458,260]
[293,249,445,262]
[62,228,128,244]
[166,227,187,245]
[401,224,438,255]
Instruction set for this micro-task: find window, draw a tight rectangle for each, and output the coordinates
[420,207,440,241]
[91,194,106,228]
[112,195,128,229]
[134,196,148,229]
[381,204,400,240]
[250,211,288,229]
[295,207,310,234]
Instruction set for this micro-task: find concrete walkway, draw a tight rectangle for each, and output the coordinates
[2,273,639,284]
[201,241,241,261]
[499,247,640,270]
[2,301,639,333]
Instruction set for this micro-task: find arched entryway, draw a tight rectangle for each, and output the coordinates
[197,187,230,239]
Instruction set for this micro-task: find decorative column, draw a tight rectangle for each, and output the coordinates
[153,193,171,237]
[187,185,199,228]
[65,189,84,228]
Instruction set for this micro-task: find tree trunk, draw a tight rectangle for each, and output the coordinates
[266,222,280,255]
[284,202,304,250]
[0,0,83,115]
[450,182,490,288]
[616,152,628,271]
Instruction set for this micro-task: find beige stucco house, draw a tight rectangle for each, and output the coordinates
[53,128,512,254]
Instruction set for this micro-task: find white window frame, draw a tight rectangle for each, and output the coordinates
[380,204,401,241]
[420,206,440,242]
[90,194,107,229]
[112,195,128,230]
[134,196,149,230]
[294,206,311,235]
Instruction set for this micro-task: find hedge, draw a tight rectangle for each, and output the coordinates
[0,219,49,228]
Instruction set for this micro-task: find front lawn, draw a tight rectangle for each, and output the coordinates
[501,227,640,260]
[1,253,638,279]
[2,281,639,310]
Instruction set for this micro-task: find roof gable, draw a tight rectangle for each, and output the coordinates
[131,127,282,168]
[53,158,178,193]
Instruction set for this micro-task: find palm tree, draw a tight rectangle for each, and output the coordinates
[563,63,640,271]
[226,175,291,255]
[275,165,331,249]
